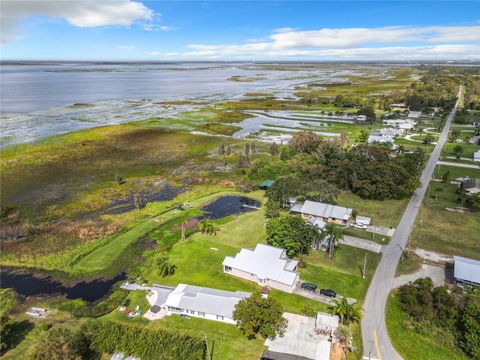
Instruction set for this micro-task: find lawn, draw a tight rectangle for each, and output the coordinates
[433,164,480,180]
[337,191,409,227]
[386,293,468,360]
[443,141,480,158]
[343,227,391,244]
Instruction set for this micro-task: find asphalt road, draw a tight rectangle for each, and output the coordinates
[361,88,462,360]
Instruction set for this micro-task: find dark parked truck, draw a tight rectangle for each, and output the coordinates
[300,282,317,292]
[320,289,337,298]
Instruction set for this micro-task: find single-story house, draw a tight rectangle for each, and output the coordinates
[379,128,403,137]
[390,103,409,112]
[356,115,367,122]
[223,244,299,293]
[454,256,480,286]
[161,284,251,324]
[469,136,480,145]
[473,150,480,162]
[408,111,422,118]
[355,216,371,226]
[462,178,480,195]
[129,283,251,324]
[382,119,416,131]
[307,217,327,230]
[291,200,352,224]
[264,312,339,360]
[260,180,275,190]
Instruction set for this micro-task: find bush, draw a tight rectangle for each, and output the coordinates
[82,320,206,360]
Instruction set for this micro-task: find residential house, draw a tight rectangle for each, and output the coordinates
[161,284,251,324]
[382,119,416,131]
[263,312,339,360]
[223,244,299,293]
[408,111,422,118]
[468,136,480,145]
[473,150,480,162]
[290,200,352,224]
[390,103,409,112]
[368,134,395,146]
[356,115,367,122]
[454,256,480,286]
[462,178,480,195]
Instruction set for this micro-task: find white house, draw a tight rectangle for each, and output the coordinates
[223,244,299,293]
[474,150,480,162]
[291,200,352,224]
[469,136,480,145]
[356,115,367,122]
[382,119,416,131]
[368,134,395,145]
[124,283,251,324]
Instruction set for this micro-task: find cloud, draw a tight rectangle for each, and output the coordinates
[149,51,180,57]
[1,0,153,44]
[182,25,480,60]
[117,45,135,50]
[141,23,177,32]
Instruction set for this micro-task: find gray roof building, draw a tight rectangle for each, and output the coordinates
[291,200,352,222]
[454,256,480,285]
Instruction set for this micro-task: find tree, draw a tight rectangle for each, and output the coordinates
[266,215,314,256]
[328,297,363,325]
[301,304,316,317]
[265,199,280,218]
[218,143,225,156]
[467,193,480,210]
[453,145,464,160]
[133,193,142,211]
[198,219,219,235]
[0,312,12,352]
[31,327,88,360]
[269,143,279,156]
[156,256,176,278]
[356,106,376,121]
[288,131,321,154]
[423,133,434,145]
[359,129,369,143]
[233,292,287,339]
[322,223,344,258]
[449,129,460,143]
[334,325,351,356]
[459,288,480,358]
[441,170,450,183]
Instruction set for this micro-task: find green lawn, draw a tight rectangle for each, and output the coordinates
[337,191,409,227]
[386,293,468,360]
[443,142,480,158]
[433,164,480,180]
[343,227,391,244]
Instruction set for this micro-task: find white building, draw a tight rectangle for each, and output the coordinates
[368,134,395,145]
[291,200,352,224]
[474,150,480,162]
[125,283,251,324]
[223,244,299,293]
[356,115,367,122]
[355,216,371,226]
[454,256,480,286]
[382,119,416,131]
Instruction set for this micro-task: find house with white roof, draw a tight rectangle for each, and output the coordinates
[291,200,352,224]
[223,244,300,293]
[382,119,416,131]
[368,134,395,145]
[473,150,480,162]
[124,283,251,324]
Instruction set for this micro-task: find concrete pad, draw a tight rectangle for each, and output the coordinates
[265,313,332,360]
[393,264,446,288]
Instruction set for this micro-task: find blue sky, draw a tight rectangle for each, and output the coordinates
[1,1,479,60]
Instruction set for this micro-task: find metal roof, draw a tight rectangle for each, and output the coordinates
[164,284,251,318]
[295,200,352,221]
[223,244,299,286]
[454,256,480,284]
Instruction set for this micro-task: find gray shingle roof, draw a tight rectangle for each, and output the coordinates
[223,244,299,287]
[454,256,480,284]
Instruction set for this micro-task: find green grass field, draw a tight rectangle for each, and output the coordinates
[386,293,468,360]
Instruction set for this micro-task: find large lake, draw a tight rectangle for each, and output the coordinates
[0,62,362,147]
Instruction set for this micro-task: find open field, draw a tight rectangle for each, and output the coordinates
[337,191,409,227]
[411,169,480,258]
[386,293,468,360]
[442,141,479,158]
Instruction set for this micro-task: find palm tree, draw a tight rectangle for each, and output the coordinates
[323,223,344,258]
[156,256,176,278]
[328,297,364,325]
[433,186,443,200]
[198,219,220,235]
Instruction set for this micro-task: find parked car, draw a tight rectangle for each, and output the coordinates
[320,289,337,298]
[350,223,367,230]
[300,282,317,292]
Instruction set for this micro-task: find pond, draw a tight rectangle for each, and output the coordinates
[201,195,261,220]
[0,268,126,303]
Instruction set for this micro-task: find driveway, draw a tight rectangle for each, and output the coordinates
[437,160,480,169]
[366,225,395,237]
[393,264,447,288]
[361,87,462,360]
[341,235,383,254]
[294,285,356,305]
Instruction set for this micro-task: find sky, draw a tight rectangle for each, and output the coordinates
[1,0,479,61]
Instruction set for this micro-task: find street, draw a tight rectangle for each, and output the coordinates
[361,87,462,360]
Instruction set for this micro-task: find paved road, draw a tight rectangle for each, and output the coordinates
[361,88,462,360]
[437,160,480,169]
[341,235,383,254]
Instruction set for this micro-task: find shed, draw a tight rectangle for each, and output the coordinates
[355,216,371,226]
[260,180,275,190]
[454,256,480,285]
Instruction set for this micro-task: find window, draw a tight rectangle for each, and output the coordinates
[216,315,224,320]
[188,310,195,314]
[198,312,205,317]
[168,306,181,313]
[225,266,232,272]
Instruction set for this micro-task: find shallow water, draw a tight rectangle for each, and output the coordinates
[0,269,126,303]
[0,63,359,147]
[201,195,260,219]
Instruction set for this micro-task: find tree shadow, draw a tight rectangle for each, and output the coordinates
[2,319,34,355]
